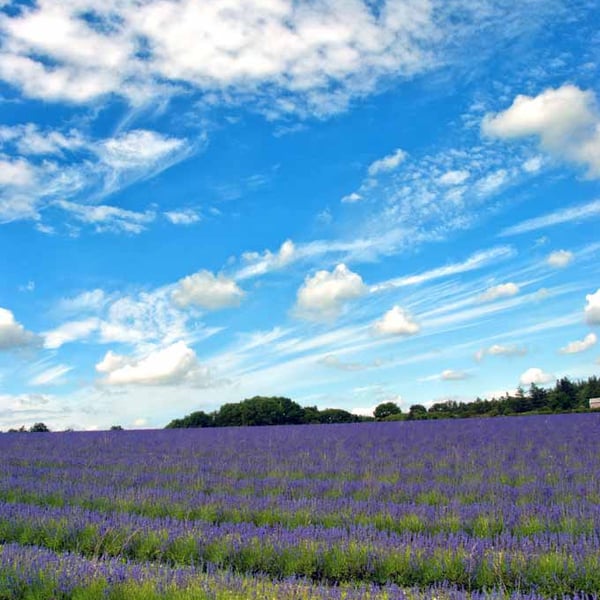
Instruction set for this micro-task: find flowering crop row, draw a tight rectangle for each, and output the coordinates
[1,414,600,597]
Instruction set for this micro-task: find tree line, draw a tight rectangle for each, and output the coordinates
[165,396,369,428]
[419,375,600,420]
[166,375,600,428]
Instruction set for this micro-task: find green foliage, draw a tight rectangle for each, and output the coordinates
[29,423,50,433]
[166,397,363,428]
[425,375,600,420]
[373,402,401,420]
[164,375,600,429]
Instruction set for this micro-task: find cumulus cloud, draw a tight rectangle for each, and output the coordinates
[585,289,600,325]
[438,169,470,186]
[475,344,527,361]
[560,332,597,354]
[164,209,201,225]
[547,249,573,268]
[96,341,213,386]
[519,367,554,386]
[43,318,99,349]
[0,307,38,350]
[373,305,420,336]
[483,84,600,178]
[0,0,440,115]
[367,149,407,177]
[0,157,35,186]
[479,282,519,302]
[172,270,244,310]
[294,263,367,321]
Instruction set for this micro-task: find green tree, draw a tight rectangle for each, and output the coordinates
[29,422,50,433]
[374,402,402,420]
[408,404,428,420]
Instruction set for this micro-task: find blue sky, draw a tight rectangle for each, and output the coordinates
[0,0,599,430]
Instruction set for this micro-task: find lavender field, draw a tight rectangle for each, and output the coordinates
[1,414,600,599]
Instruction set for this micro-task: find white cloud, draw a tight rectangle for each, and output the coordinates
[95,350,129,374]
[367,149,407,177]
[0,307,38,349]
[96,341,213,387]
[0,157,35,186]
[58,289,107,315]
[421,369,468,382]
[441,369,468,380]
[351,405,377,417]
[373,305,419,336]
[172,270,244,310]
[43,318,99,349]
[318,354,368,371]
[55,200,156,234]
[97,130,185,171]
[29,364,73,386]
[523,156,543,173]
[479,282,519,302]
[294,263,367,321]
[0,125,188,228]
[164,209,201,225]
[519,367,554,386]
[476,169,508,195]
[0,0,440,115]
[438,169,470,186]
[483,84,600,178]
[560,332,597,354]
[101,290,191,346]
[371,246,514,292]
[236,239,296,280]
[585,289,600,325]
[341,192,362,204]
[475,343,527,361]
[547,250,573,268]
[501,198,600,237]
[0,123,85,156]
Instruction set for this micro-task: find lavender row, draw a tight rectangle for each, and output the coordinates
[1,478,599,537]
[3,542,591,600]
[2,500,600,593]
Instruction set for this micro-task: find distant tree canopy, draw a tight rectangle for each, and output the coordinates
[166,396,367,428]
[29,423,50,433]
[165,375,600,429]
[425,375,600,420]
[374,402,402,420]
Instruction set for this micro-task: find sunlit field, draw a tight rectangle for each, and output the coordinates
[1,414,600,599]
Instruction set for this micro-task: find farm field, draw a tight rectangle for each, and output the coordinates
[1,414,600,599]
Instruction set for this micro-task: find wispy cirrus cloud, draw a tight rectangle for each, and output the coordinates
[0,125,190,227]
[500,198,600,237]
